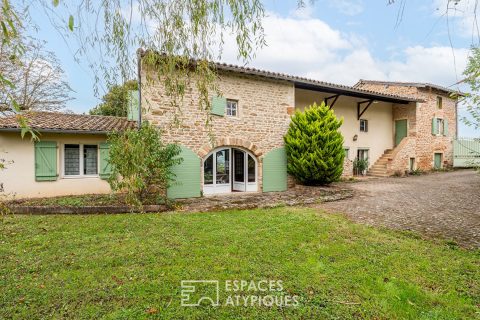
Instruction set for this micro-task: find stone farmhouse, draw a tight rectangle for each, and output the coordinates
[0,55,460,199]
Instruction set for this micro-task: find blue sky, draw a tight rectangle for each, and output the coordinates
[27,0,480,137]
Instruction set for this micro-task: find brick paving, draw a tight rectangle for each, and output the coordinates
[320,170,480,248]
[178,185,353,212]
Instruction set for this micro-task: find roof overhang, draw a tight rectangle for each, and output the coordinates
[294,82,415,104]
[139,50,419,105]
[213,64,417,104]
[0,128,109,135]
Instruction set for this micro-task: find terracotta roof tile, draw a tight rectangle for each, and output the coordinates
[0,111,137,133]
[212,62,419,103]
[354,79,464,96]
[138,49,419,103]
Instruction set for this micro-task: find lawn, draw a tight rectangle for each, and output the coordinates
[0,208,479,319]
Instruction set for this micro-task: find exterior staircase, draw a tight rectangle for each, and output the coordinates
[368,149,393,177]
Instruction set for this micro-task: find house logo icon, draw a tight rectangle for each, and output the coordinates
[180,280,220,307]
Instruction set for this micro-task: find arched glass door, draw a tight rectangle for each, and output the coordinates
[203,147,257,195]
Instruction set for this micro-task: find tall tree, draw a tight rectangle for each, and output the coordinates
[89,80,138,117]
[0,38,72,111]
[462,47,480,129]
[1,0,266,120]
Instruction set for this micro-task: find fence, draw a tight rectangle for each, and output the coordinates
[453,138,480,167]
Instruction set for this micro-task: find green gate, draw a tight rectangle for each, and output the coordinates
[453,138,480,167]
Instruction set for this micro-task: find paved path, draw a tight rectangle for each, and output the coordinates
[320,170,480,248]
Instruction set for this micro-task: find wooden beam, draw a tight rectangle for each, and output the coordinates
[324,94,340,109]
[357,100,373,120]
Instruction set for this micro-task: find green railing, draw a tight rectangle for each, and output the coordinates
[453,138,480,167]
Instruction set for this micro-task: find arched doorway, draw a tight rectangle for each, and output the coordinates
[203,147,257,195]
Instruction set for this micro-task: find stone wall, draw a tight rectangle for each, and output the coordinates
[141,67,295,191]
[356,82,457,170]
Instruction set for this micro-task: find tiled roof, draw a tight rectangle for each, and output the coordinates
[354,80,464,96]
[0,111,137,133]
[138,49,418,103]
[212,62,419,103]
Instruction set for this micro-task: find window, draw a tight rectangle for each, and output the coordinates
[344,147,349,160]
[437,118,445,135]
[84,145,98,175]
[216,149,230,184]
[248,155,256,182]
[357,149,369,161]
[409,158,416,171]
[436,96,443,109]
[359,119,368,132]
[63,144,98,176]
[64,144,80,175]
[226,99,238,117]
[204,154,214,185]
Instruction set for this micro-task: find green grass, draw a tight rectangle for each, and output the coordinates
[6,193,166,207]
[0,208,479,319]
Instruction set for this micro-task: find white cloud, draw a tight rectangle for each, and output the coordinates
[432,0,480,38]
[327,0,364,16]
[385,46,469,84]
[219,12,468,89]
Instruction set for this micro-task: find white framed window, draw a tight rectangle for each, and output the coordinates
[359,119,368,132]
[344,147,350,160]
[226,99,238,117]
[436,118,445,135]
[63,144,99,177]
[357,149,369,161]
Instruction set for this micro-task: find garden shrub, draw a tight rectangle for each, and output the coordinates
[284,102,345,185]
[107,122,182,208]
[353,157,369,176]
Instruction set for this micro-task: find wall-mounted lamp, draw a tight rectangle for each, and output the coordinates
[353,134,358,141]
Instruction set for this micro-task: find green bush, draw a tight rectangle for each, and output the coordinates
[107,122,182,208]
[353,157,369,176]
[284,102,345,185]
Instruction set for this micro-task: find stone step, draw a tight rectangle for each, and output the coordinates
[368,173,390,177]
[369,170,388,175]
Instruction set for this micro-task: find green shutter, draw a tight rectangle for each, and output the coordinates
[99,143,112,180]
[167,146,201,199]
[431,117,438,135]
[263,147,287,192]
[211,96,226,116]
[444,119,449,136]
[34,141,57,181]
[128,90,139,121]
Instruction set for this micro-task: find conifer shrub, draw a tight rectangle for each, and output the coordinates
[284,102,345,185]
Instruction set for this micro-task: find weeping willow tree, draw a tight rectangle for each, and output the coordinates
[1,0,266,127]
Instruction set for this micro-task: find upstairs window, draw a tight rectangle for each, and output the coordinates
[359,119,368,132]
[437,118,445,135]
[436,96,443,109]
[226,99,238,117]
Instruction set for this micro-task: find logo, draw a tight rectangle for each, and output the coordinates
[180,279,299,308]
[180,280,220,307]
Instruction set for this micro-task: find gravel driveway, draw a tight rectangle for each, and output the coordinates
[320,170,480,248]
